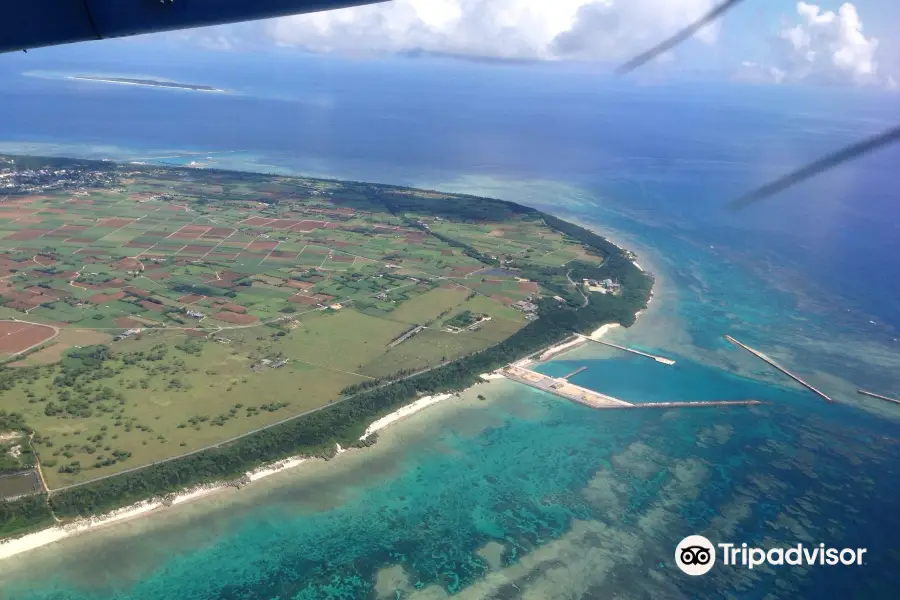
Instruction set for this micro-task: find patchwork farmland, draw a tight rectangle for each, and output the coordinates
[0,155,603,488]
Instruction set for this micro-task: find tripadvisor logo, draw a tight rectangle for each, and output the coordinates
[675,535,868,576]
[675,535,716,576]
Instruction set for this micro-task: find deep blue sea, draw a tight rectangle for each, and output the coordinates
[0,43,898,598]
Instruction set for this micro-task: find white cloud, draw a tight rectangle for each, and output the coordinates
[766,2,888,86]
[735,61,786,84]
[265,0,720,62]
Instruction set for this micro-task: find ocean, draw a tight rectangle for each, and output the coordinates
[0,44,898,598]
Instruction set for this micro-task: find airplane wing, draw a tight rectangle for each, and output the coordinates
[1,0,386,54]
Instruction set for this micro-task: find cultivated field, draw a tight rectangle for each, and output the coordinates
[0,155,601,487]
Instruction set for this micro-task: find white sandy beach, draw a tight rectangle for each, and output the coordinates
[479,372,506,381]
[589,323,622,340]
[359,393,453,441]
[539,336,587,361]
[0,486,226,562]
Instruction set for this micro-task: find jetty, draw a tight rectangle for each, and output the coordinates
[628,400,764,409]
[563,366,588,379]
[501,366,762,411]
[858,389,900,406]
[725,335,834,404]
[582,335,675,365]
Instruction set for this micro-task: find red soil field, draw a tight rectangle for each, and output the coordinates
[114,317,143,329]
[177,294,205,304]
[123,286,152,298]
[288,293,333,305]
[179,245,212,255]
[88,291,126,304]
[0,321,56,355]
[214,311,257,324]
[169,232,200,240]
[98,218,135,228]
[111,258,143,270]
[144,271,169,280]
[5,229,49,240]
[219,303,247,314]
[241,217,275,226]
[180,225,212,234]
[269,219,302,230]
[140,300,165,312]
[247,241,278,251]
[55,225,89,234]
[0,210,37,220]
[518,281,539,293]
[490,294,517,306]
[291,220,326,232]
[201,228,234,238]
[12,216,44,225]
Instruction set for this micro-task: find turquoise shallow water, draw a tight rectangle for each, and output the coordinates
[2,369,899,599]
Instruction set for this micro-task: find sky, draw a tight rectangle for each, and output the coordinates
[135,0,899,90]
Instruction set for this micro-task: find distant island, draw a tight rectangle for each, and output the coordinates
[71,76,223,92]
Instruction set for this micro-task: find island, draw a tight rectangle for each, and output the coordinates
[71,75,223,92]
[0,154,652,540]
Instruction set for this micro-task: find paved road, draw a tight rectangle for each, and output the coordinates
[566,269,589,308]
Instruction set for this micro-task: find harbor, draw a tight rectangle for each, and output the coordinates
[725,335,835,404]
[501,365,763,411]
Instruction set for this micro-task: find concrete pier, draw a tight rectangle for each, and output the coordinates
[858,389,900,406]
[563,366,588,379]
[582,336,676,365]
[629,400,765,409]
[725,335,834,404]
